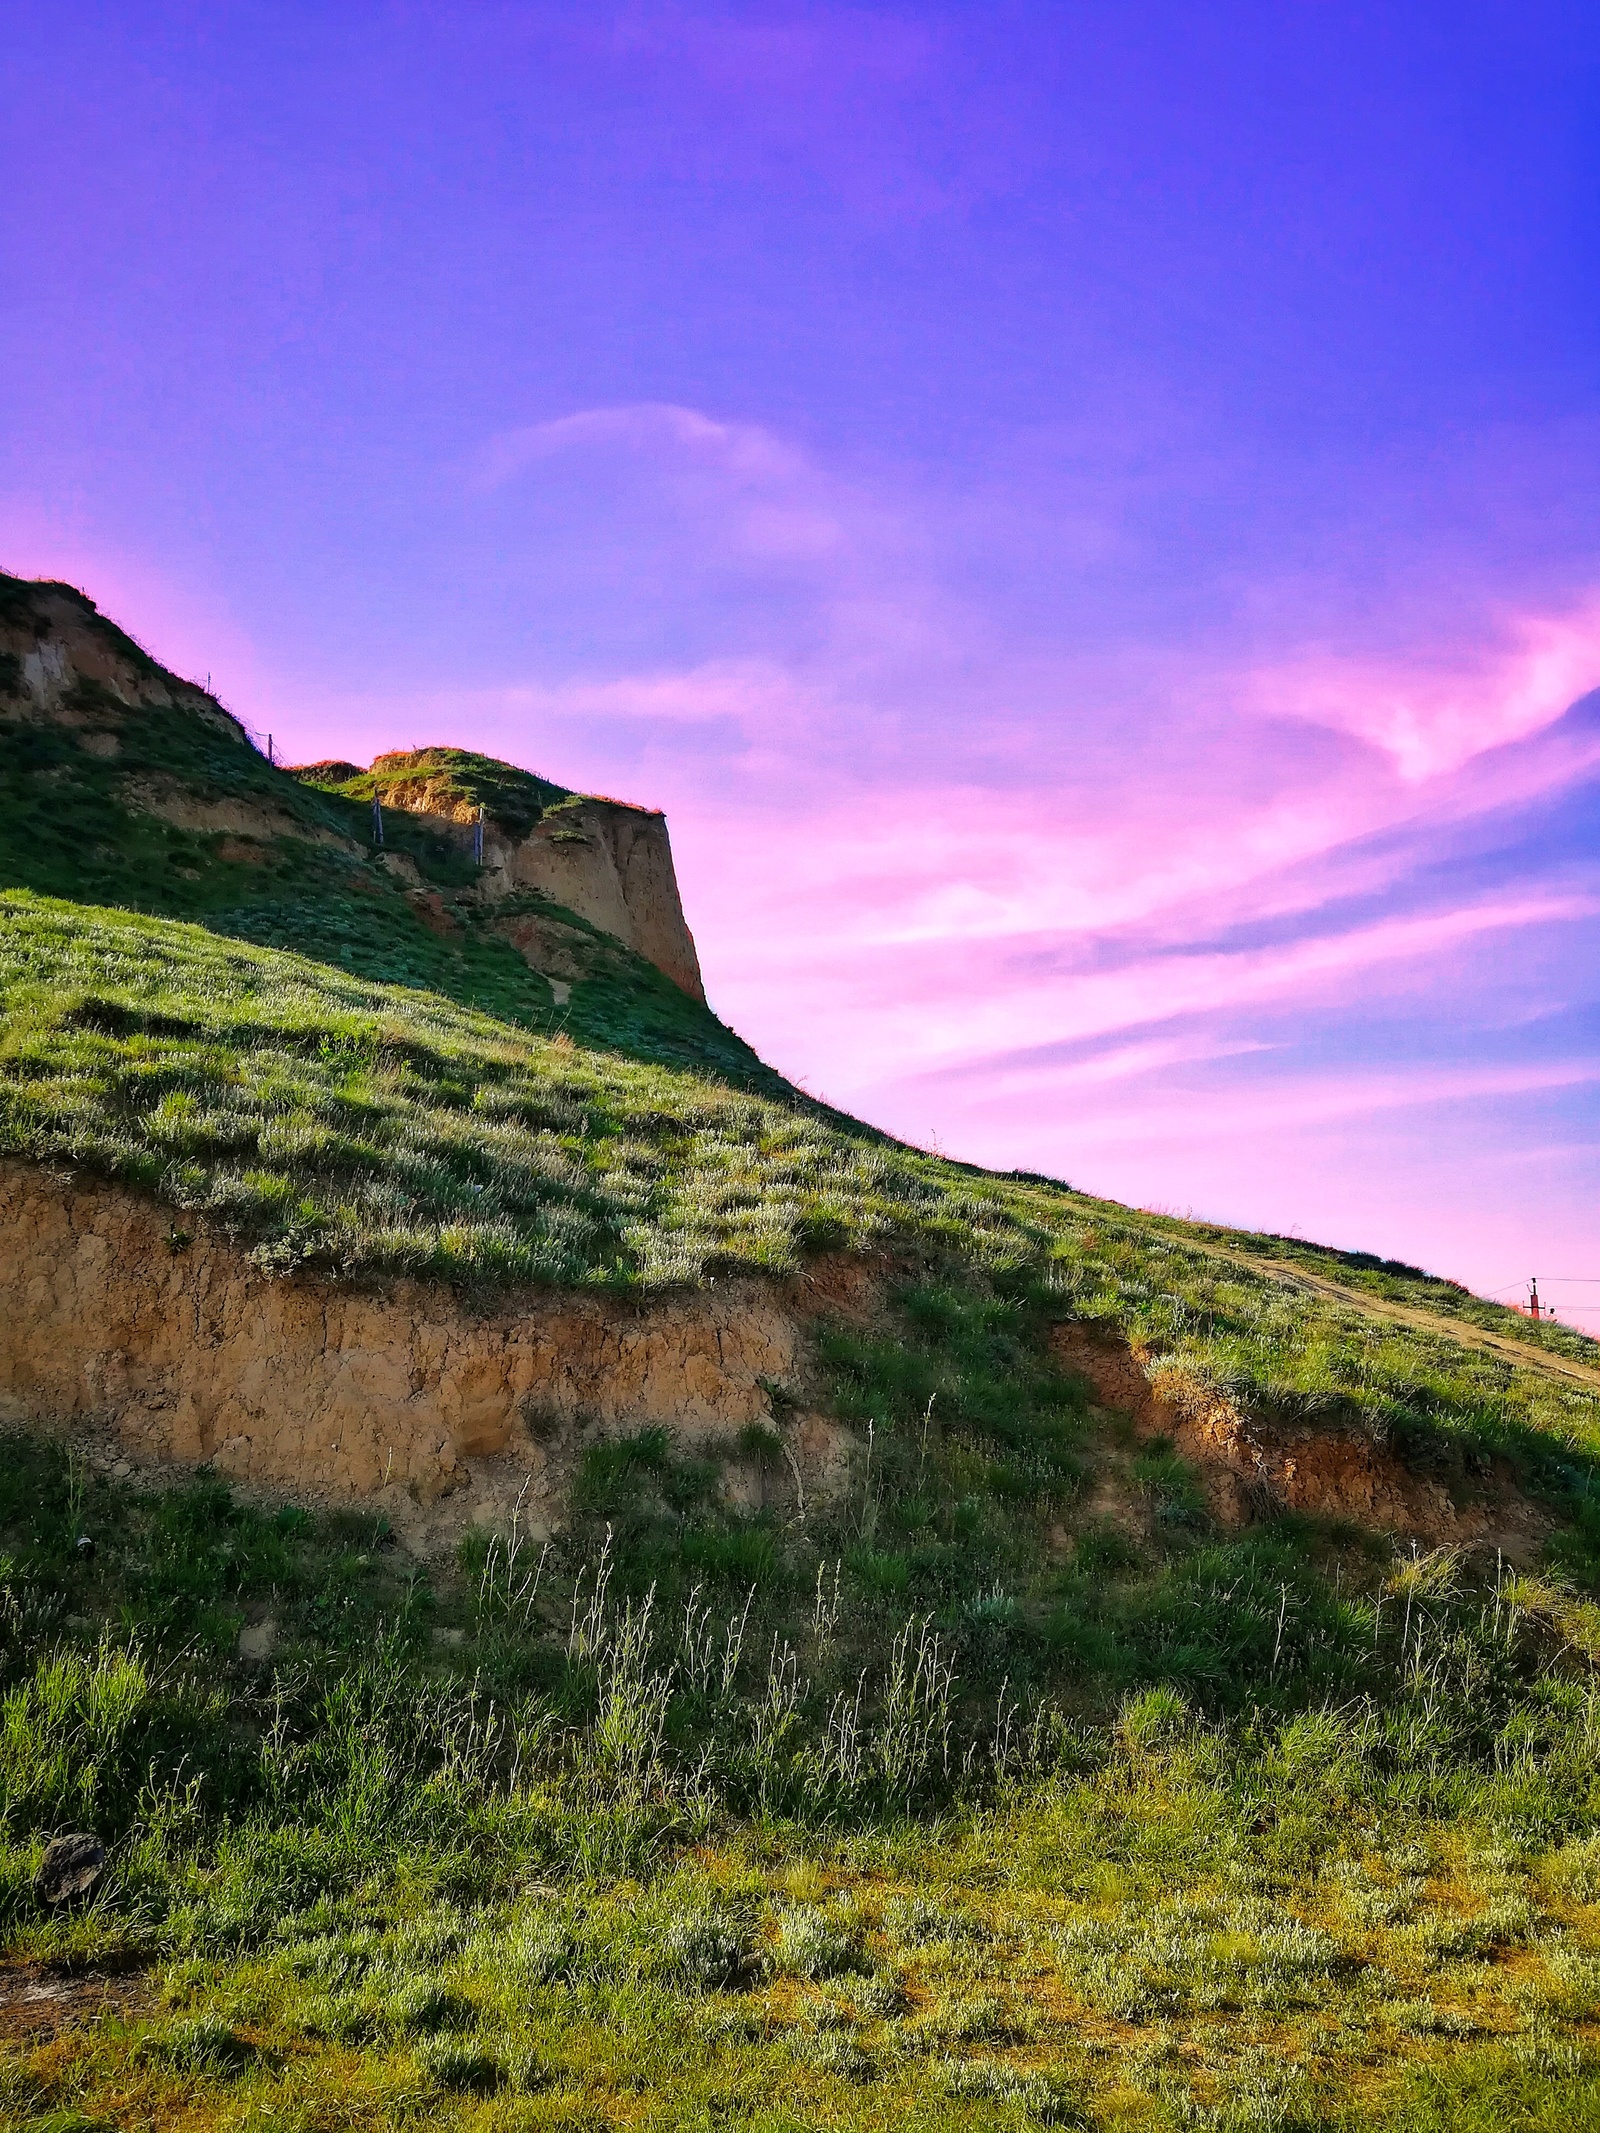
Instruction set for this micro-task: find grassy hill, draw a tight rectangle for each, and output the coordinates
[3,577,1600,2129]
[0,573,773,1091]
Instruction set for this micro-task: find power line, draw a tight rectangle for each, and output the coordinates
[1486,1277,1600,1294]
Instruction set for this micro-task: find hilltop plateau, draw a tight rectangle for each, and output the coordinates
[3,575,1600,2131]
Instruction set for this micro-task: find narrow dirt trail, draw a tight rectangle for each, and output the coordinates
[1198,1244,1600,1396]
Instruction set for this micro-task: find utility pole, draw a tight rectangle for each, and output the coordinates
[1529,1277,1542,1321]
[474,805,485,865]
[372,793,384,849]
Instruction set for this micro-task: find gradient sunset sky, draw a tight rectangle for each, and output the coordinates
[5,4,1598,1325]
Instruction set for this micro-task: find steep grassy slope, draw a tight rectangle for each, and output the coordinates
[1,891,1594,1486]
[0,573,771,1089]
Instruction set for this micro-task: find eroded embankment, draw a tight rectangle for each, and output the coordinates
[0,1161,859,1548]
[1,1158,1551,1560]
[1053,1325,1550,1556]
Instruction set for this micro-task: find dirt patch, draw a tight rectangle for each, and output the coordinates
[790,1252,888,1325]
[372,850,425,889]
[493,911,589,982]
[0,1958,154,2044]
[1052,1324,1550,1558]
[407,889,460,937]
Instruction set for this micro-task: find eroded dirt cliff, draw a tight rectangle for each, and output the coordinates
[1,1139,1552,1566]
[1,581,252,750]
[1053,1323,1549,1557]
[0,1162,851,1549]
[364,751,706,1001]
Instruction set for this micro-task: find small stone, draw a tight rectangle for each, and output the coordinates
[36,1833,105,1906]
[238,1617,278,1663]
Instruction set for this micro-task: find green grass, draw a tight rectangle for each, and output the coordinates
[293,743,578,837]
[7,1430,1600,2130]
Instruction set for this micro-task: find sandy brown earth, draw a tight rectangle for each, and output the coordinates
[0,1147,1567,1559]
[0,1161,856,1549]
[1053,1323,1552,1559]
[0,1957,153,2044]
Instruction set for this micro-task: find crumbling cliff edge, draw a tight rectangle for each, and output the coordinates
[0,1160,854,1548]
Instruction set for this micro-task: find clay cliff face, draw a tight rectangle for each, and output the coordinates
[1,580,251,748]
[488,800,705,1001]
[365,753,706,1001]
[0,1161,851,1548]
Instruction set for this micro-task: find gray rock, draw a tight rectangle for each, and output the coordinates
[237,1616,277,1662]
[36,1832,105,1905]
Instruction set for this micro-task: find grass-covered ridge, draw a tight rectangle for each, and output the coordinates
[293,745,580,837]
[0,891,958,1286]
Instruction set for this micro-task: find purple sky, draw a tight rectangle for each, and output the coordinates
[5,3,1599,1326]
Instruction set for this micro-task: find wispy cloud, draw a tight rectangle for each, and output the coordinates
[1248,598,1600,780]
[473,402,812,495]
[945,1059,1600,1137]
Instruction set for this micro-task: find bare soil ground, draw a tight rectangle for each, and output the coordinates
[0,1957,153,2044]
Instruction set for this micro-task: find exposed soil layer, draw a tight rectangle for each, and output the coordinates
[0,1958,154,2044]
[0,1161,855,1550]
[442,787,706,1002]
[1053,1325,1550,1558]
[0,1150,1555,1562]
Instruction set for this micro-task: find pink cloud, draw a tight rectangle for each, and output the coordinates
[703,873,1595,1100]
[1250,595,1600,780]
[955,1059,1600,1147]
